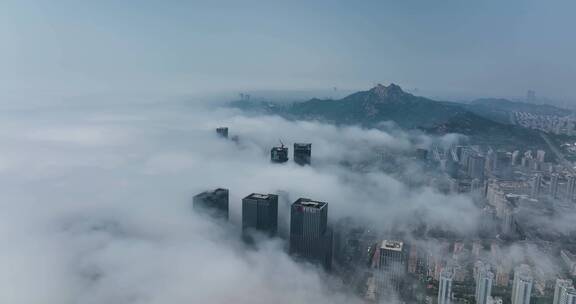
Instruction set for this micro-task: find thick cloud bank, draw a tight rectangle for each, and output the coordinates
[0,101,477,303]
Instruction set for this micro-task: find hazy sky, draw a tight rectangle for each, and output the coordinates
[1,0,575,101]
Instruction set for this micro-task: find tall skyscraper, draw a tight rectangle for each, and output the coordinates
[438,268,453,304]
[192,188,229,220]
[553,279,573,304]
[376,240,407,294]
[550,174,560,199]
[511,150,520,166]
[289,198,332,269]
[293,143,312,165]
[216,127,229,138]
[468,154,486,180]
[493,151,512,176]
[460,147,473,169]
[511,264,533,304]
[536,150,546,163]
[501,206,516,235]
[485,149,495,175]
[476,264,494,304]
[531,174,542,199]
[271,144,288,163]
[567,176,576,202]
[242,193,278,237]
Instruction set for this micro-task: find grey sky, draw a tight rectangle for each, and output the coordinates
[1,0,575,102]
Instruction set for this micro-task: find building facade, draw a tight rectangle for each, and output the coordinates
[192,188,229,220]
[511,264,533,304]
[438,268,453,304]
[293,143,312,166]
[376,240,407,295]
[216,127,228,138]
[476,264,494,304]
[553,279,573,304]
[289,198,332,269]
[242,193,278,237]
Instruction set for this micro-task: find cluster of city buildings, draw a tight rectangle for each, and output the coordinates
[217,126,312,165]
[512,112,576,136]
[428,144,576,239]
[211,126,576,303]
[193,188,333,269]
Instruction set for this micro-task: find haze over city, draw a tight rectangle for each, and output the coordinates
[1,1,576,304]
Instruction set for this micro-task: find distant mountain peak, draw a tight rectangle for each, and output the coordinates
[365,83,410,103]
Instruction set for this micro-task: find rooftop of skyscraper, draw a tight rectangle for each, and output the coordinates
[293,198,326,209]
[195,188,228,198]
[381,240,404,252]
[294,143,311,149]
[245,193,273,200]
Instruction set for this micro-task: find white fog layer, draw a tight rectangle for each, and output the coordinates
[0,101,573,303]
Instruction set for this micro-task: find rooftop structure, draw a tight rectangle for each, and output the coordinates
[381,240,404,252]
[293,198,326,209]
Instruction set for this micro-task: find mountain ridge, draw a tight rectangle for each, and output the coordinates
[229,84,547,148]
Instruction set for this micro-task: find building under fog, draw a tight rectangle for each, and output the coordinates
[438,268,453,304]
[376,240,407,295]
[554,279,574,304]
[293,143,312,166]
[216,127,228,138]
[289,198,332,269]
[476,264,494,304]
[192,188,229,220]
[468,154,486,180]
[242,193,278,237]
[271,144,289,163]
[511,264,533,304]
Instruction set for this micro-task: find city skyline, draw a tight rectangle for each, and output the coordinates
[1,1,576,304]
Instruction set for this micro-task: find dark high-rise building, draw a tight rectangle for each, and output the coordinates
[293,143,312,165]
[216,127,229,138]
[289,198,332,269]
[376,240,407,295]
[242,193,278,237]
[468,154,486,180]
[192,188,229,220]
[271,144,288,163]
[493,151,512,176]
